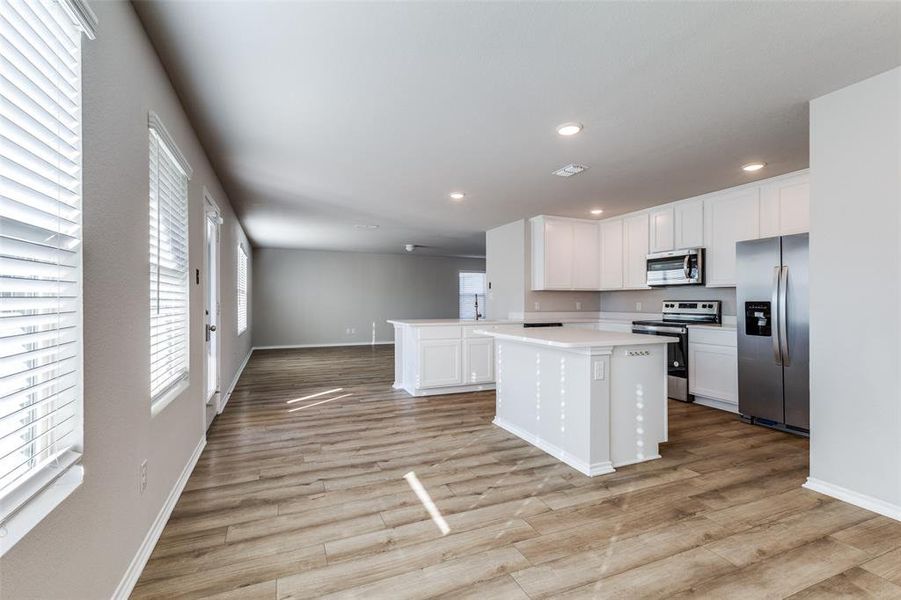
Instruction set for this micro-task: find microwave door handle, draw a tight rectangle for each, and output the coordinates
[683,255,690,279]
[772,266,782,366]
[779,265,790,366]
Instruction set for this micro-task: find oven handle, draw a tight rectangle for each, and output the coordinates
[683,255,691,279]
[632,325,686,335]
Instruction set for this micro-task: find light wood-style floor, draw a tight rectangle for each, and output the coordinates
[132,346,901,599]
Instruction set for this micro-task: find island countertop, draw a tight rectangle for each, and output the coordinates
[473,324,678,349]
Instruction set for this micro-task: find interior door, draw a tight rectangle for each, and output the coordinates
[736,236,784,422]
[203,200,221,420]
[781,233,809,429]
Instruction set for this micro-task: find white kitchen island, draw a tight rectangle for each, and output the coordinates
[475,325,676,476]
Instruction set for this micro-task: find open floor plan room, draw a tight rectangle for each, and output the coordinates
[1,1,899,598]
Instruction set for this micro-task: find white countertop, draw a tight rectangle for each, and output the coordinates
[473,325,678,349]
[686,323,737,331]
[387,317,636,327]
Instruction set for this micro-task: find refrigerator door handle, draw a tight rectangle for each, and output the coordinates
[779,265,790,366]
[772,266,782,366]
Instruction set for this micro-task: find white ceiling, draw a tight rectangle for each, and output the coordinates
[134,1,900,258]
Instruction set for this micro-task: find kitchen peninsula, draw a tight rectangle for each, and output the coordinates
[476,325,675,476]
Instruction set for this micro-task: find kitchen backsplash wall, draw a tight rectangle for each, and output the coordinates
[600,286,737,315]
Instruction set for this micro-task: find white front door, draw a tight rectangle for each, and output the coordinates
[203,196,221,425]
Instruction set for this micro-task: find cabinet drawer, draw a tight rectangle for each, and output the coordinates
[688,327,736,347]
[418,326,462,340]
[463,325,494,338]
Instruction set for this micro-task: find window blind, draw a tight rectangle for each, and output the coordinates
[458,272,486,320]
[149,126,189,402]
[236,243,247,334]
[0,0,83,507]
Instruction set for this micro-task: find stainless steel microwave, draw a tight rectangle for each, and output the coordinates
[646,248,704,286]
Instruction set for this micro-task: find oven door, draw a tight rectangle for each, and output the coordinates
[631,324,690,402]
[646,250,703,286]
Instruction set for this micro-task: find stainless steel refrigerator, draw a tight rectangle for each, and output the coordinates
[736,233,809,433]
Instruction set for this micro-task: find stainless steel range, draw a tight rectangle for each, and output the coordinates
[632,301,722,402]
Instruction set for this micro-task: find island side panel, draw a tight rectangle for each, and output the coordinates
[609,343,668,467]
[587,348,614,475]
[392,323,406,389]
[494,339,597,475]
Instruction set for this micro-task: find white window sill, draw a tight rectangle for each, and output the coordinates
[0,451,83,557]
[151,378,190,418]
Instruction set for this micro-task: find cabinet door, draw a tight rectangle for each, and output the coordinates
[674,199,704,249]
[704,189,760,286]
[572,221,600,289]
[760,173,810,237]
[543,218,574,289]
[623,213,650,289]
[418,340,463,388]
[464,337,494,384]
[649,207,675,253]
[689,342,738,405]
[599,219,624,290]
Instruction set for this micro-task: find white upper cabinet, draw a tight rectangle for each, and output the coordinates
[674,199,705,249]
[530,216,599,290]
[649,207,675,253]
[623,213,650,289]
[572,220,601,289]
[760,172,810,237]
[704,188,760,286]
[599,218,624,290]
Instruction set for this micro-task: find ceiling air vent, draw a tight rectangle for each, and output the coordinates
[552,163,589,177]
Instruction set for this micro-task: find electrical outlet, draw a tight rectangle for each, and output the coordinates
[345,327,356,335]
[533,301,540,311]
[139,460,148,494]
[636,302,642,312]
[576,301,582,310]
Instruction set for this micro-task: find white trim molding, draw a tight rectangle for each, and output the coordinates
[148,111,193,179]
[493,417,614,477]
[61,0,98,39]
[253,341,394,350]
[804,477,901,522]
[219,349,253,414]
[113,438,206,600]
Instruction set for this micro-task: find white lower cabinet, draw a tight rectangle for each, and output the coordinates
[464,337,494,384]
[418,339,463,388]
[688,327,738,412]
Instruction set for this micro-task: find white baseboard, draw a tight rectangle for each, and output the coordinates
[219,348,253,414]
[253,341,395,350]
[493,417,614,477]
[404,383,496,397]
[803,477,901,522]
[693,395,739,414]
[113,438,206,599]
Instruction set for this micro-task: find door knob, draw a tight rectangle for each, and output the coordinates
[209,325,217,332]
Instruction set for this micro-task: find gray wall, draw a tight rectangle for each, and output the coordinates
[808,68,901,510]
[600,286,737,316]
[0,3,252,597]
[252,249,486,347]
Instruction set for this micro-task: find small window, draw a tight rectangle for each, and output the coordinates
[459,272,486,320]
[149,114,192,405]
[237,244,248,334]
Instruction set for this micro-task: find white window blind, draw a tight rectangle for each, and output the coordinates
[0,0,87,523]
[149,122,190,403]
[236,243,247,334]
[458,272,486,320]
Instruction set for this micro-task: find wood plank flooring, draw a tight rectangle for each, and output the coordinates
[132,346,901,599]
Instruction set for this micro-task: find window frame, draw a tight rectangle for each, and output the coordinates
[148,112,193,414]
[0,0,97,556]
[236,243,248,335]
[458,271,487,321]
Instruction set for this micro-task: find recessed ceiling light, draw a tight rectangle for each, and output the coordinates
[590,209,604,215]
[354,224,379,230]
[742,162,766,172]
[449,192,465,200]
[557,122,583,136]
